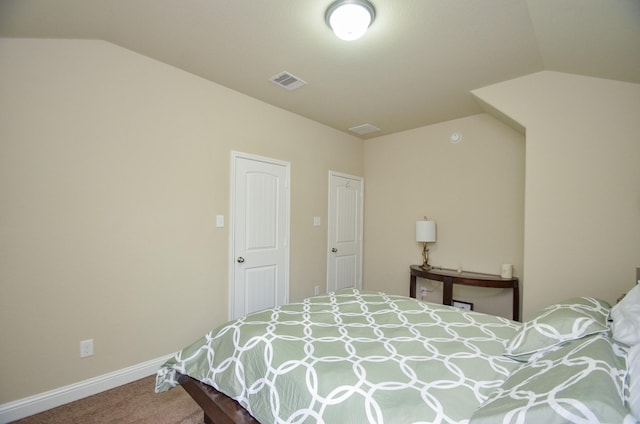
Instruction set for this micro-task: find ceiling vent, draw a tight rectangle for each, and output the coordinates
[270,71,307,91]
[349,123,380,135]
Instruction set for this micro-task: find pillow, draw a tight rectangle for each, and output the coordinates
[611,282,640,346]
[628,343,640,420]
[504,297,611,361]
[471,335,632,424]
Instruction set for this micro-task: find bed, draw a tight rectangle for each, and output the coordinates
[156,289,638,423]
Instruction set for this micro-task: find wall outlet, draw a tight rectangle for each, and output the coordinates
[80,339,94,358]
[314,285,320,296]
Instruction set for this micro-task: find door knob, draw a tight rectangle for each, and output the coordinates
[237,256,245,263]
[331,248,337,253]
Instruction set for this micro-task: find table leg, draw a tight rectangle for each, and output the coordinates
[442,278,453,306]
[410,275,417,298]
[513,282,520,321]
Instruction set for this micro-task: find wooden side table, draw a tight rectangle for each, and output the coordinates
[409,265,520,321]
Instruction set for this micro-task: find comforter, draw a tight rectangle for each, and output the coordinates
[156,289,523,423]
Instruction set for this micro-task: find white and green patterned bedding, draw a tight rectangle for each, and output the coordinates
[156,289,522,423]
[156,290,635,423]
[471,334,632,423]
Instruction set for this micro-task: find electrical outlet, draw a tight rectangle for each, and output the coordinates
[314,285,320,296]
[80,339,94,358]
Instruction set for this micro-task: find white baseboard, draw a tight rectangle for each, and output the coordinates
[0,353,175,424]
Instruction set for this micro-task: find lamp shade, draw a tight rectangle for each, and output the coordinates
[325,0,375,41]
[416,220,436,243]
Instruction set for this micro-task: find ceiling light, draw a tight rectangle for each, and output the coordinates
[325,0,376,41]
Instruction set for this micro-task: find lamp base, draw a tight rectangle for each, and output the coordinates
[421,242,430,270]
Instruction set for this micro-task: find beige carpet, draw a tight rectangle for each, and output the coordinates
[12,375,202,424]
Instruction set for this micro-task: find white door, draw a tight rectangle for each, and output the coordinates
[327,172,363,292]
[230,152,290,319]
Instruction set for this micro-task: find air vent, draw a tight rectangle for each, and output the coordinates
[349,123,381,135]
[270,71,307,91]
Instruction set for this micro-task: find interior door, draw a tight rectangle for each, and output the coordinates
[327,171,363,292]
[230,152,290,319]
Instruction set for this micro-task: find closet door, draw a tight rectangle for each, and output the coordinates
[230,152,290,319]
[327,171,363,293]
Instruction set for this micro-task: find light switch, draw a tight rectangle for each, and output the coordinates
[216,215,224,228]
[313,216,321,226]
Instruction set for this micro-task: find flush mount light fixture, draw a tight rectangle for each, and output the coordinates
[325,0,376,41]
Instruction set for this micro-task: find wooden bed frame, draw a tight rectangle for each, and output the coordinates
[177,373,259,424]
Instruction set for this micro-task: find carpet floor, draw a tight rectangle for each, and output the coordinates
[12,375,203,424]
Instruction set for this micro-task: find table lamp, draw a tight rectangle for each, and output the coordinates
[416,218,436,269]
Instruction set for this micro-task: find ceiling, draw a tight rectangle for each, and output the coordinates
[1,0,639,139]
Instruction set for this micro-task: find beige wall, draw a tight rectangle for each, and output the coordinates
[472,71,640,317]
[0,38,363,402]
[363,114,525,319]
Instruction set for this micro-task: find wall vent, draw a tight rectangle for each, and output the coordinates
[349,123,381,135]
[270,71,307,91]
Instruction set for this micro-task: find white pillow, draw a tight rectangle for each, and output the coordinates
[611,282,640,346]
[628,343,640,420]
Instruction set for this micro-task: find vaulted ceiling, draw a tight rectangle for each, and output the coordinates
[1,0,639,138]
